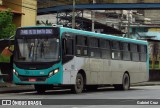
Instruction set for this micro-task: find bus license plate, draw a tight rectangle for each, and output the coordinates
[29,78,36,82]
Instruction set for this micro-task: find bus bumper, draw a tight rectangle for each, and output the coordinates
[13,72,63,85]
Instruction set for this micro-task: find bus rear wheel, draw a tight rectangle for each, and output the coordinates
[34,85,46,94]
[71,73,84,94]
[114,73,130,90]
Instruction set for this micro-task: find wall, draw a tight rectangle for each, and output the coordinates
[145,10,160,24]
[149,28,160,32]
[3,0,22,12]
[21,0,37,26]
[0,0,2,5]
[2,0,37,27]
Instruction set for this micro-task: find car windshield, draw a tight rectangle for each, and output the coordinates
[15,38,59,62]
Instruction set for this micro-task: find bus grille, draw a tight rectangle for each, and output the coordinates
[18,75,47,82]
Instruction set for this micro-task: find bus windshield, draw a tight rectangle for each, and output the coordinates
[15,38,59,62]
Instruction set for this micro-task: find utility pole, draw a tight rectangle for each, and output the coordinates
[91,0,96,32]
[127,10,132,38]
[72,0,76,29]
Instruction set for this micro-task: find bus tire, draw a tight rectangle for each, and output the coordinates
[71,73,84,94]
[34,85,46,94]
[114,73,130,90]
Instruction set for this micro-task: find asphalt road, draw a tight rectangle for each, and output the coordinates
[0,86,160,108]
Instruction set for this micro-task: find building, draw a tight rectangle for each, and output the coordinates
[0,0,37,27]
[37,0,160,35]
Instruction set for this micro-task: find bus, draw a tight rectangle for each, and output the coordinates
[13,26,149,93]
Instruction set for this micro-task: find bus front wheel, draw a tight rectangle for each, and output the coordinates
[71,73,84,94]
[114,73,130,90]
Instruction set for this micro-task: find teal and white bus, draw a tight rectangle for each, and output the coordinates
[13,26,149,93]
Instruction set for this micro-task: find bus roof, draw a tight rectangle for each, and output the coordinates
[17,26,148,45]
[60,27,148,45]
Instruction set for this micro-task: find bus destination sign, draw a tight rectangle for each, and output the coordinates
[20,29,53,35]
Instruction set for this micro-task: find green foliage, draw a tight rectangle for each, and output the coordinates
[0,9,16,39]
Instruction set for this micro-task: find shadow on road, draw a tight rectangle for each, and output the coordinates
[0,85,146,96]
[3,86,144,95]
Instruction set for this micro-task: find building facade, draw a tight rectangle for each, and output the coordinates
[1,0,37,27]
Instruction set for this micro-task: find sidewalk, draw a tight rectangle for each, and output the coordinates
[132,81,160,86]
[0,82,34,93]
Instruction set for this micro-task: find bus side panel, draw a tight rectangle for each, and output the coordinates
[111,60,148,84]
[73,57,112,85]
[89,58,112,84]
[62,57,76,84]
[129,62,148,84]
[74,57,90,84]
[111,60,125,84]
[62,54,148,85]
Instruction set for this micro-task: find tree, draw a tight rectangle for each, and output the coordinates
[0,9,16,39]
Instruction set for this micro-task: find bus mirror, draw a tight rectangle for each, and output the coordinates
[8,35,14,48]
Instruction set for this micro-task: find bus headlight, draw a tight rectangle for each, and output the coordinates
[48,68,59,77]
[13,69,19,76]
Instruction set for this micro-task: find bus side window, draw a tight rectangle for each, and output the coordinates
[122,43,131,61]
[65,39,74,55]
[111,41,121,60]
[76,36,88,56]
[100,39,111,59]
[130,44,139,61]
[140,45,147,62]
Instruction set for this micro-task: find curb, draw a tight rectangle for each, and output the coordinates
[0,82,16,88]
[1,82,160,88]
[131,82,160,86]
